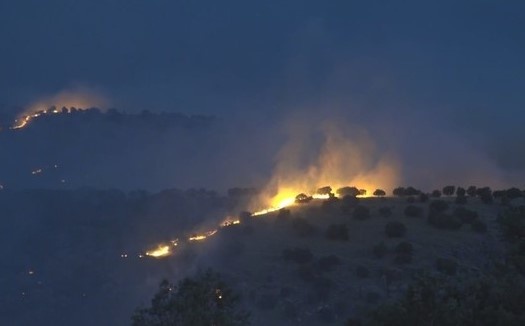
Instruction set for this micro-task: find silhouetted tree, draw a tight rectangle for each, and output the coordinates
[506,187,523,199]
[393,187,406,197]
[466,186,477,197]
[405,187,421,196]
[316,186,332,195]
[442,186,456,196]
[419,193,429,203]
[373,189,386,197]
[456,187,466,197]
[431,190,442,198]
[132,270,250,326]
[337,186,360,197]
[295,193,313,204]
[341,195,360,214]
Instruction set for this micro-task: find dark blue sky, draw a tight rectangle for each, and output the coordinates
[1,0,524,123]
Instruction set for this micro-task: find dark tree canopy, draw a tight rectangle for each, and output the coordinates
[337,186,360,197]
[393,187,406,197]
[373,189,386,197]
[132,270,250,326]
[316,186,332,195]
[442,185,456,196]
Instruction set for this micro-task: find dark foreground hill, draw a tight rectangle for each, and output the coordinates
[3,187,524,325]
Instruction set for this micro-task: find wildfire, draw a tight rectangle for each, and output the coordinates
[188,229,218,241]
[10,108,70,130]
[146,245,171,258]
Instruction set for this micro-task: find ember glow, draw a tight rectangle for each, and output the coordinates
[145,245,171,258]
[188,229,218,242]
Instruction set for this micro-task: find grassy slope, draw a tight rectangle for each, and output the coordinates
[183,196,511,325]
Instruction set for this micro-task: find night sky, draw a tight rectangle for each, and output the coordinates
[1,1,524,174]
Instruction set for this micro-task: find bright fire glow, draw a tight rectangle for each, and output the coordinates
[188,229,217,241]
[146,245,171,258]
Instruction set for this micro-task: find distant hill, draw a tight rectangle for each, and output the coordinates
[0,108,219,190]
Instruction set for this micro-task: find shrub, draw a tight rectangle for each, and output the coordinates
[341,195,360,214]
[385,221,407,237]
[283,248,313,264]
[456,187,466,197]
[455,195,467,205]
[394,253,412,264]
[453,207,478,224]
[277,208,291,221]
[429,200,449,213]
[428,212,462,230]
[316,255,341,272]
[405,187,421,196]
[378,206,392,218]
[373,241,388,258]
[419,193,429,203]
[498,207,525,242]
[395,241,413,255]
[431,190,442,198]
[325,224,349,241]
[404,205,423,217]
[291,217,316,237]
[373,189,386,197]
[471,220,487,233]
[443,186,456,196]
[406,196,416,203]
[353,205,371,220]
[356,265,370,278]
[435,257,458,275]
[477,187,493,204]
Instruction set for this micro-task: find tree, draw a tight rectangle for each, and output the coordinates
[466,186,477,197]
[431,190,442,198]
[337,186,360,197]
[316,186,332,195]
[393,187,406,197]
[373,189,386,197]
[132,270,250,326]
[295,193,313,204]
[442,185,455,196]
[456,187,466,197]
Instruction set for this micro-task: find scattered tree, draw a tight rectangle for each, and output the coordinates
[373,189,386,197]
[131,270,250,326]
[337,186,360,197]
[442,186,456,196]
[431,190,442,198]
[385,221,407,237]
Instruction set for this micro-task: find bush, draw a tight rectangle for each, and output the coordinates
[316,255,341,272]
[394,253,412,264]
[431,190,442,198]
[428,212,462,230]
[453,207,478,224]
[291,217,316,237]
[435,257,458,275]
[385,221,407,237]
[498,207,525,242]
[395,241,413,255]
[477,187,493,204]
[341,195,360,214]
[277,208,291,221]
[455,195,467,205]
[355,265,370,278]
[406,196,416,203]
[373,241,388,258]
[325,224,349,241]
[419,193,429,203]
[429,200,449,213]
[404,205,423,217]
[456,187,466,197]
[471,220,487,233]
[131,270,250,326]
[378,206,392,218]
[283,248,313,264]
[353,205,371,220]
[507,187,523,199]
